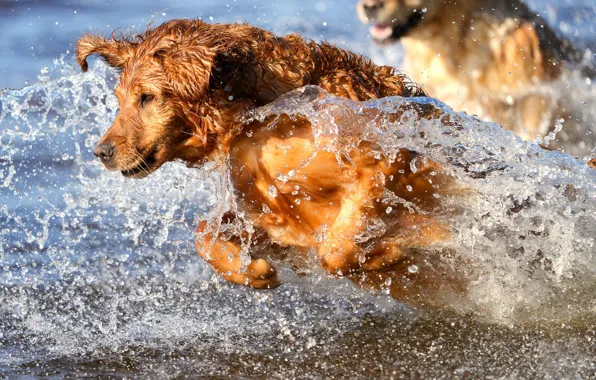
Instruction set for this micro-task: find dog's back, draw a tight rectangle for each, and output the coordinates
[202,27,426,103]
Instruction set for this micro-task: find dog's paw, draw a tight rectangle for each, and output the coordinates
[318,239,359,276]
[245,258,280,289]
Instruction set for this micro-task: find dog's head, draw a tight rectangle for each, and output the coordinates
[357,0,434,44]
[76,20,245,178]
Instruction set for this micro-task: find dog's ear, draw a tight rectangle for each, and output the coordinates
[76,34,136,72]
[152,37,219,101]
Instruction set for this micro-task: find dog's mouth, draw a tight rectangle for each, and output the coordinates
[120,147,160,179]
[370,11,425,44]
[370,23,395,42]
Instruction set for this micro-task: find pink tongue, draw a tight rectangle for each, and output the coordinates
[370,25,393,40]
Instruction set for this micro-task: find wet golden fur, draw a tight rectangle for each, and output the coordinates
[76,19,457,301]
[358,0,583,141]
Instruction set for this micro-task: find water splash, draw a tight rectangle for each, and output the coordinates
[249,86,596,321]
[1,58,595,377]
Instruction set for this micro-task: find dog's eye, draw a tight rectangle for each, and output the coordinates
[140,94,155,106]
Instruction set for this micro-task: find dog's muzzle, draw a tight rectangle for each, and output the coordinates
[360,0,385,20]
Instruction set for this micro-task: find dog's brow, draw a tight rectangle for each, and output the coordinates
[138,83,161,95]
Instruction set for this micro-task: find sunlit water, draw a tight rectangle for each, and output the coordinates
[1,0,596,377]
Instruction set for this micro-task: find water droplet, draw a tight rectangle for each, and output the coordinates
[408,265,419,274]
[268,185,277,198]
[410,157,418,173]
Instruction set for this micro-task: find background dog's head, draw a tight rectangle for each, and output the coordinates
[76,20,247,178]
[357,0,437,44]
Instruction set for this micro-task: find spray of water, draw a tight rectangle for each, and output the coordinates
[1,57,595,376]
[246,85,596,322]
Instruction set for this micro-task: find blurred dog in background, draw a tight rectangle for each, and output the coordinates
[358,0,590,149]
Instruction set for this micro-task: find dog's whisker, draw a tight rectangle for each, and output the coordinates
[132,151,152,176]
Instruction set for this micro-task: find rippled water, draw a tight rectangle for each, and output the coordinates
[1,0,596,378]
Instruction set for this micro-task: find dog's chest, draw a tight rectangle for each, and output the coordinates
[229,129,350,247]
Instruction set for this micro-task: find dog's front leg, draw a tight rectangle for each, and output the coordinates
[317,188,371,276]
[195,219,279,289]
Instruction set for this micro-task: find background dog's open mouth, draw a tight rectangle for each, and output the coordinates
[370,24,394,41]
[371,12,425,42]
[121,149,158,178]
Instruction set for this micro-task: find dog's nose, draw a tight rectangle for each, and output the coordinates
[94,143,115,163]
[362,0,384,19]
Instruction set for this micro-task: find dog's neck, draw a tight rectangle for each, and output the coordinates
[208,34,315,105]
[173,94,253,167]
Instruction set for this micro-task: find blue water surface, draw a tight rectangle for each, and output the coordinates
[0,0,595,378]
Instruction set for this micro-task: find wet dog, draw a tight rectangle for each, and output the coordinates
[76,20,460,303]
[357,0,587,143]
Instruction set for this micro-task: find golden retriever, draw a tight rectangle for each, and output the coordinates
[357,0,587,143]
[76,19,461,301]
